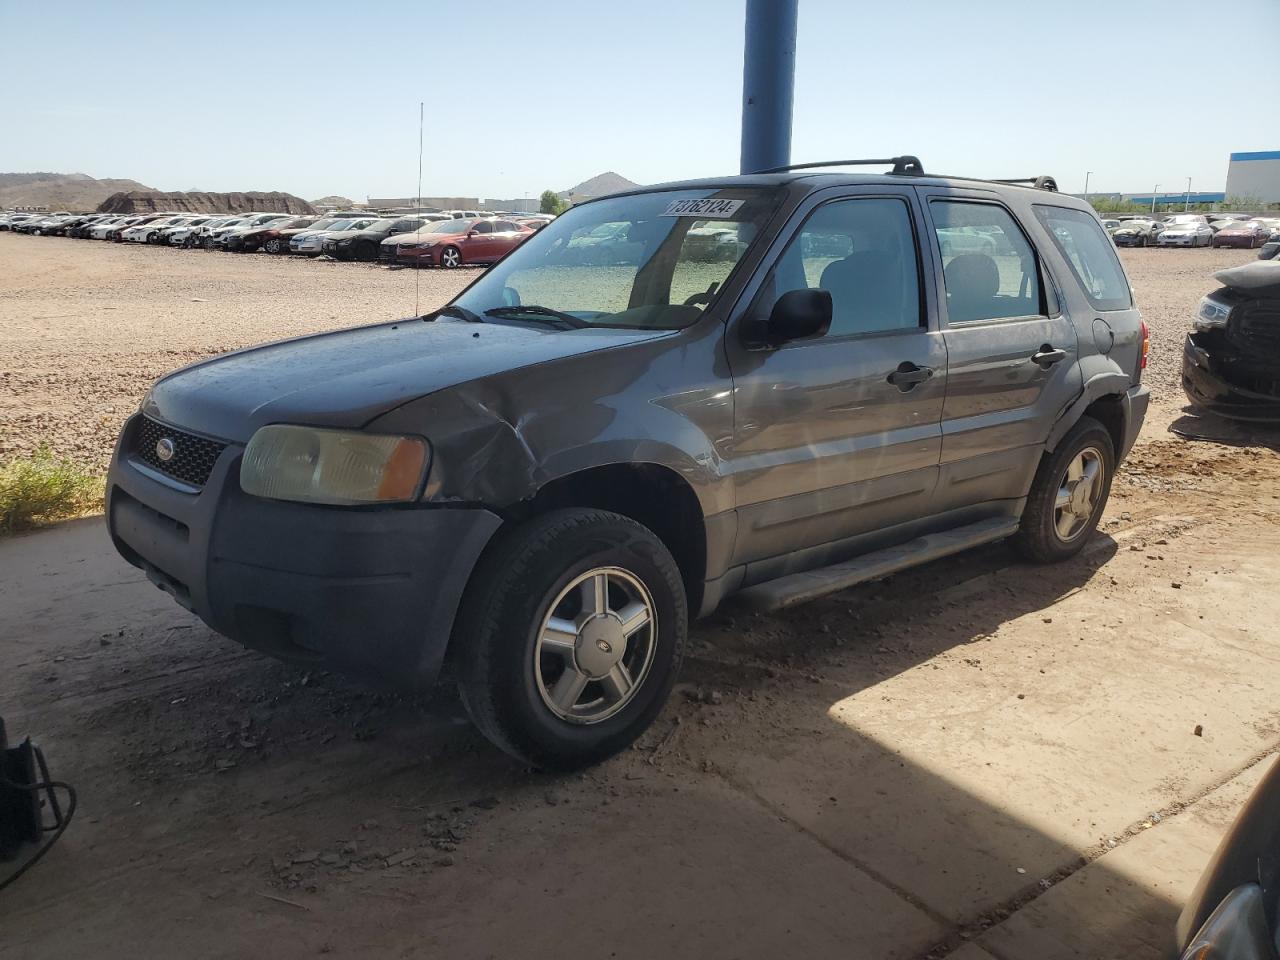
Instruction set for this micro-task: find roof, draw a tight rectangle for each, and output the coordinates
[1229,151,1280,162]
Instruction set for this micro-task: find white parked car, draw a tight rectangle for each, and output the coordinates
[121,215,192,244]
[168,216,227,247]
[90,215,143,239]
[1157,214,1214,248]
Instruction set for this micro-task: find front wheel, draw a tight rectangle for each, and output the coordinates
[1012,416,1114,564]
[456,509,687,770]
[439,244,462,268]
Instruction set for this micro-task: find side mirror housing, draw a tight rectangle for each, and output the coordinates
[746,288,832,347]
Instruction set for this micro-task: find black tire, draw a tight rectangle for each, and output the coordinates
[263,237,284,254]
[354,240,378,262]
[439,244,462,268]
[203,236,216,250]
[455,508,687,770]
[1012,415,1114,564]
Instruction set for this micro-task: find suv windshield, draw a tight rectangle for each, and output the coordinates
[452,187,779,329]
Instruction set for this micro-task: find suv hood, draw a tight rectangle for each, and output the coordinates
[143,318,672,442]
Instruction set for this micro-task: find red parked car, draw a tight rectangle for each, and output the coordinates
[1211,220,1271,249]
[379,218,535,268]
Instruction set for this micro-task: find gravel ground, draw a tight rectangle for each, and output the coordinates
[0,233,1259,471]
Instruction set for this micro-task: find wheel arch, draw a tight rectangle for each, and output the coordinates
[1045,372,1130,458]
[516,462,708,616]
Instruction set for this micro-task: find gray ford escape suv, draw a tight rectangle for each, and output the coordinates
[106,157,1150,769]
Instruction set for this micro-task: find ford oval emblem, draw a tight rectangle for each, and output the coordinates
[155,437,176,462]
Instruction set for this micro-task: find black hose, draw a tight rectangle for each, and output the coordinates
[0,747,77,893]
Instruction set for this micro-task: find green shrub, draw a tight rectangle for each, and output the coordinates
[0,447,102,534]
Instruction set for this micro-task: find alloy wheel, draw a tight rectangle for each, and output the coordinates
[441,246,461,268]
[533,566,657,724]
[1053,446,1104,542]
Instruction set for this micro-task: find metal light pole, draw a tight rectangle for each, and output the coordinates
[1151,184,1160,216]
[1084,171,1092,196]
[1184,177,1192,211]
[740,0,799,174]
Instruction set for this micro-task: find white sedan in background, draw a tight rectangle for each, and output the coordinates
[1157,214,1214,248]
[121,215,191,244]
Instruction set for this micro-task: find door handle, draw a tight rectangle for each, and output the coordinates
[886,362,934,391]
[1031,345,1068,368]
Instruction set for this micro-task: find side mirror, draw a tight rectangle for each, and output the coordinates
[751,288,832,346]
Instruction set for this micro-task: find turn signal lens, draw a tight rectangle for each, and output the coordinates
[1140,318,1150,370]
[241,426,428,505]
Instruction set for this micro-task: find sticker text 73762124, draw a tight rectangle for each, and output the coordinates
[660,198,745,219]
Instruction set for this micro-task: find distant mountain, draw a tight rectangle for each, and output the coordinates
[312,195,356,208]
[0,172,154,211]
[559,172,639,200]
[98,190,315,215]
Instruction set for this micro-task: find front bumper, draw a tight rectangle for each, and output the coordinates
[1183,333,1280,422]
[1113,234,1146,247]
[106,413,503,690]
[1159,235,1197,246]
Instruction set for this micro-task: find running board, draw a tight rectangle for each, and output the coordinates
[735,517,1020,612]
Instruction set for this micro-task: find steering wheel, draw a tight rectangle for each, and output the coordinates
[683,281,721,307]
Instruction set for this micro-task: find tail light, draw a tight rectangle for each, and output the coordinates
[1138,317,1150,381]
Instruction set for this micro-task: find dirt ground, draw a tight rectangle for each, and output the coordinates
[3,235,1280,959]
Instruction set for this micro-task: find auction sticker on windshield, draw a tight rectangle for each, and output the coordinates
[660,198,745,218]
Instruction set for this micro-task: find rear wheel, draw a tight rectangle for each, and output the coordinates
[1013,416,1114,564]
[263,237,284,254]
[456,509,687,770]
[440,245,462,268]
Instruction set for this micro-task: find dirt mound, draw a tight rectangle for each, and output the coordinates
[97,191,316,215]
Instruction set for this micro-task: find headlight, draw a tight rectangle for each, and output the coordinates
[240,425,429,505]
[1194,296,1232,331]
[335,237,354,246]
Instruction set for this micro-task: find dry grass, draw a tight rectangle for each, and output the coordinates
[0,446,102,533]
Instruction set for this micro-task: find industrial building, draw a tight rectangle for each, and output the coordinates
[1225,150,1280,203]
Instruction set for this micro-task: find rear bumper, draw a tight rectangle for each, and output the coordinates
[106,414,503,690]
[1182,333,1280,422]
[1120,383,1150,460]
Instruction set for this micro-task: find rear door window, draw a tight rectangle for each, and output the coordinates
[930,200,1043,323]
[1033,205,1133,311]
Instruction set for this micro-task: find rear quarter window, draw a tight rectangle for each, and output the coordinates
[1033,205,1132,311]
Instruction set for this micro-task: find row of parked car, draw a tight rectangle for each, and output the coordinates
[1100,212,1280,251]
[0,209,558,267]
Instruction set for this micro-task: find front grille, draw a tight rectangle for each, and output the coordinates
[134,416,227,488]
[1228,299,1280,357]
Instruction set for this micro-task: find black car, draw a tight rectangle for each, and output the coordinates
[1175,757,1280,959]
[320,216,435,261]
[1184,261,1280,421]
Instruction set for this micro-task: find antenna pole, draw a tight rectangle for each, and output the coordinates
[414,101,424,316]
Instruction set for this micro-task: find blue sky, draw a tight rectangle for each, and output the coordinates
[2,0,1277,201]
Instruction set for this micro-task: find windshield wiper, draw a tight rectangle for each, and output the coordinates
[483,305,587,329]
[427,304,484,323]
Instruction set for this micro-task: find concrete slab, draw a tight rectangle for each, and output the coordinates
[975,759,1272,960]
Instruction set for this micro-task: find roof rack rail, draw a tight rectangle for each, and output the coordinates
[760,155,924,176]
[992,175,1059,192]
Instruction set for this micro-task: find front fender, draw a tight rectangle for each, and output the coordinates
[367,325,736,518]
